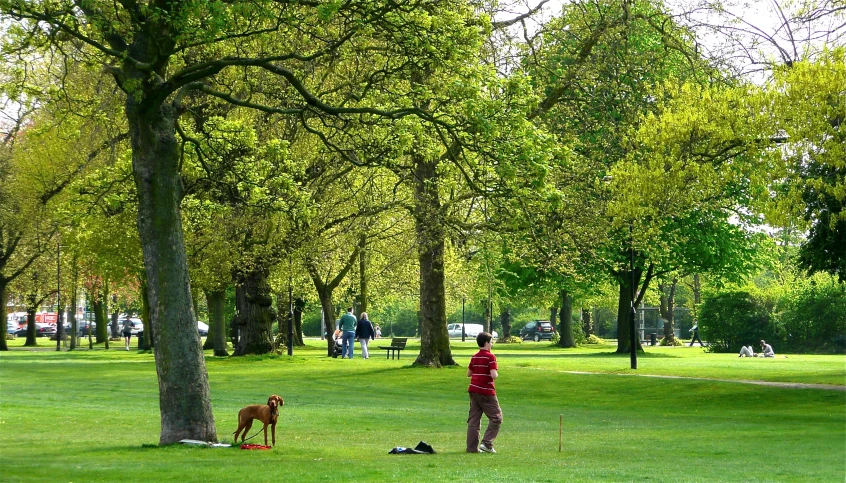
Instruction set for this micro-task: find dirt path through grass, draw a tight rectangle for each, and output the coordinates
[563,371,846,390]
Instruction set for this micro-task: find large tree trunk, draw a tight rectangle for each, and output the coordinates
[232,267,276,355]
[659,279,677,342]
[0,282,8,351]
[582,308,592,336]
[69,260,79,350]
[94,295,108,344]
[110,306,120,339]
[24,300,37,346]
[500,308,512,339]
[128,95,216,444]
[205,289,228,357]
[306,249,359,357]
[412,152,455,367]
[275,292,288,349]
[140,278,153,351]
[615,267,651,354]
[558,290,575,348]
[549,306,558,333]
[317,290,335,357]
[293,299,304,346]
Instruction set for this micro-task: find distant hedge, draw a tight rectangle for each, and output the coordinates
[699,290,774,353]
[700,276,846,353]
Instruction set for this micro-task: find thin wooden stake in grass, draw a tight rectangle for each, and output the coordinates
[559,414,562,452]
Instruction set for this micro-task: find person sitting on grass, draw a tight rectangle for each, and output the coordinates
[760,340,775,358]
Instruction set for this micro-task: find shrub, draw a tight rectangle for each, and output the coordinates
[584,334,604,345]
[659,336,683,346]
[497,336,522,344]
[699,290,775,353]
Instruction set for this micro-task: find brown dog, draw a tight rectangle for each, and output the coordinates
[233,395,284,446]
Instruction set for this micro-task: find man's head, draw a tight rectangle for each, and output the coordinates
[476,332,492,348]
[760,339,766,346]
[347,307,353,313]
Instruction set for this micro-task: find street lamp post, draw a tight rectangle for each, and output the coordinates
[461,297,465,342]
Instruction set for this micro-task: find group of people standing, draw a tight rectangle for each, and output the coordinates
[336,307,381,359]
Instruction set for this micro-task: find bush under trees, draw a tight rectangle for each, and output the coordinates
[700,274,846,353]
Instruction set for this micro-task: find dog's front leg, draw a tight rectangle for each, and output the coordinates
[271,422,276,446]
[263,423,269,446]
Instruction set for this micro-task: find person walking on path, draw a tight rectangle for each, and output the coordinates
[466,332,502,454]
[689,319,703,346]
[355,312,376,359]
[121,318,133,351]
[339,307,358,359]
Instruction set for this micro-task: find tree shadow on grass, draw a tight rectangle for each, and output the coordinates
[495,351,683,359]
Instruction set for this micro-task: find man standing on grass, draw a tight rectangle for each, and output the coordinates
[466,332,502,453]
[339,307,358,359]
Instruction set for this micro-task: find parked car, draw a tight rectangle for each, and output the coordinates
[447,323,498,339]
[197,321,209,336]
[14,323,57,338]
[520,320,555,341]
[7,320,18,334]
[78,322,96,336]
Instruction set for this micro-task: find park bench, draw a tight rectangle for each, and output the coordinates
[379,338,408,360]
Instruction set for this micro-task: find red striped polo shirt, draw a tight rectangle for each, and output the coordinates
[468,349,497,396]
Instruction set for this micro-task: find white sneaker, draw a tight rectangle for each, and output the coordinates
[480,444,496,454]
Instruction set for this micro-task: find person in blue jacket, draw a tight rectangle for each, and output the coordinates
[356,312,376,359]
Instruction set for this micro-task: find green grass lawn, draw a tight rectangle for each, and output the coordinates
[1,337,844,482]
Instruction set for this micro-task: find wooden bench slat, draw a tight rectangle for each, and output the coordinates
[378,338,408,359]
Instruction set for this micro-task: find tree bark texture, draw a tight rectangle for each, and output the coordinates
[412,153,455,367]
[69,262,79,350]
[306,249,359,357]
[128,94,216,444]
[24,305,36,346]
[558,290,575,348]
[276,293,289,348]
[615,269,646,354]
[500,308,512,338]
[94,296,108,344]
[140,278,153,350]
[658,279,677,341]
[317,290,336,357]
[233,267,276,356]
[205,289,228,357]
[582,308,592,336]
[293,298,305,346]
[111,310,120,339]
[0,282,7,351]
[549,306,558,333]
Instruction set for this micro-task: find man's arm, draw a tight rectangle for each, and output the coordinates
[467,368,473,377]
[490,369,498,380]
